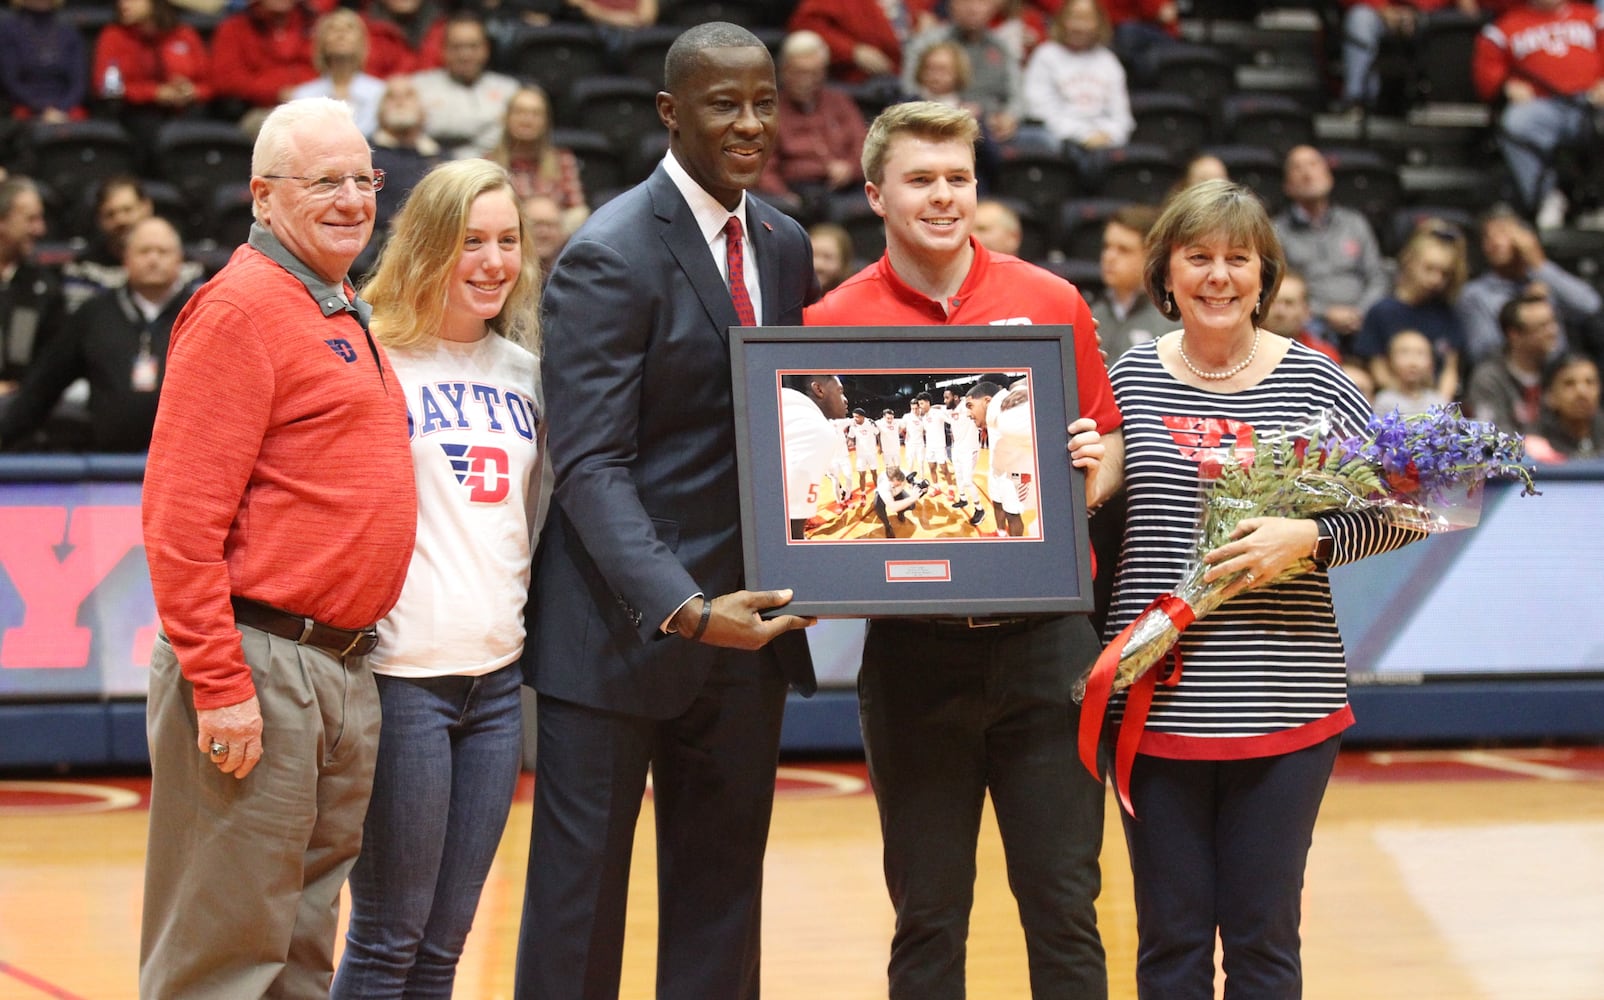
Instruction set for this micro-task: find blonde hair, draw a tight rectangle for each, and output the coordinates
[915,40,972,95]
[1144,179,1284,322]
[311,9,369,75]
[486,86,558,180]
[362,159,541,352]
[862,100,981,186]
[1397,217,1469,301]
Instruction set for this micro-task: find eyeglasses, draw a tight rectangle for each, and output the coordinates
[259,170,386,197]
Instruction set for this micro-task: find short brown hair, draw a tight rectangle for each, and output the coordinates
[915,40,972,94]
[1108,203,1160,239]
[1051,0,1112,48]
[1143,179,1284,322]
[861,101,981,186]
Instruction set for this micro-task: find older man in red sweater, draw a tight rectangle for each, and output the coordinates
[139,97,415,1000]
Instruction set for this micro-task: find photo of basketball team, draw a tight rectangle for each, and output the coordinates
[778,370,1041,542]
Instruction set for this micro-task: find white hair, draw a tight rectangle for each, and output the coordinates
[780,29,828,64]
[252,97,362,177]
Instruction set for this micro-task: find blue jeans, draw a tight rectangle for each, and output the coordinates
[331,662,524,1000]
[1120,736,1342,1000]
[1500,96,1595,215]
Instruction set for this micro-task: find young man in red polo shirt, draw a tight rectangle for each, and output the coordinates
[804,100,1122,1000]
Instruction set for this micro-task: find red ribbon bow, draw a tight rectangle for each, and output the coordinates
[1077,594,1196,816]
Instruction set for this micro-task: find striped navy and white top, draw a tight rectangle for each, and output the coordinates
[1106,340,1419,760]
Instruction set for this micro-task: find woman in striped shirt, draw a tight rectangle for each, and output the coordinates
[1091,179,1419,997]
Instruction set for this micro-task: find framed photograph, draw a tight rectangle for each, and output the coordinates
[729,324,1093,618]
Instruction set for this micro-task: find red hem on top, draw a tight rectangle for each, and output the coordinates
[1136,704,1356,761]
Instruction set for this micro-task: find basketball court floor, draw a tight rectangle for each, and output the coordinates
[3,746,1603,999]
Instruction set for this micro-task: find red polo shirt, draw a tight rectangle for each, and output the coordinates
[804,239,1122,436]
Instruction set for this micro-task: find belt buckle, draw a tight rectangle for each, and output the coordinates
[966,616,1004,629]
[338,629,372,658]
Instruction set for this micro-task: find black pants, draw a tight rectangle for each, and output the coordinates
[858,615,1108,1000]
[1121,736,1342,999]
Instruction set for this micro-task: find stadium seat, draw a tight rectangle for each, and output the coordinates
[1223,92,1314,159]
[626,130,670,189]
[992,141,1080,223]
[1097,142,1182,203]
[1538,227,1604,287]
[152,120,254,203]
[564,76,664,158]
[825,192,886,263]
[1325,145,1403,237]
[1205,143,1287,215]
[199,182,256,249]
[1038,257,1104,300]
[1055,197,1127,263]
[1128,91,1213,161]
[1146,44,1237,111]
[988,195,1051,263]
[18,120,139,197]
[498,24,610,108]
[551,127,627,197]
[1415,10,1485,107]
[617,24,681,90]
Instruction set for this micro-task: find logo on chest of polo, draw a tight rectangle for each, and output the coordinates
[324,338,359,362]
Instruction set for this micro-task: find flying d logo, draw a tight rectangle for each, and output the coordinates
[324,338,359,363]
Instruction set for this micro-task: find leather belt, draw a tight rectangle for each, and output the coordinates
[231,596,379,659]
[899,615,1042,637]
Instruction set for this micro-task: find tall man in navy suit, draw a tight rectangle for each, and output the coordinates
[515,22,820,1000]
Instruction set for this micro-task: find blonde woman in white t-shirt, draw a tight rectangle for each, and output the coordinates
[333,158,544,999]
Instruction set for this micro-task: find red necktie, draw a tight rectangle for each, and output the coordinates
[725,216,756,326]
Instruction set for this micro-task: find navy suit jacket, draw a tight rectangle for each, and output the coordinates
[526,164,818,718]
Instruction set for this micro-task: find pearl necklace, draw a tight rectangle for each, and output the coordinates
[1177,329,1261,381]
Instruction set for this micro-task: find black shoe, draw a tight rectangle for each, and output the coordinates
[953,498,968,508]
[968,507,985,526]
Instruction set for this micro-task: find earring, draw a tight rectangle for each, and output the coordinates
[1164,290,1175,314]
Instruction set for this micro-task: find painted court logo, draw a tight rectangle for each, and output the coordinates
[324,338,358,363]
[441,444,510,503]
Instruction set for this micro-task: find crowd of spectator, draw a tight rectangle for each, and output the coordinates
[1,0,1602,460]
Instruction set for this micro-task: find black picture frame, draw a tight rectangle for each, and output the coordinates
[729,324,1093,618]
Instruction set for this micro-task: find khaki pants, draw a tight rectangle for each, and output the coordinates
[139,624,380,1000]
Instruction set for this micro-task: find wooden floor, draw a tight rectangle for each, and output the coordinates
[3,748,1604,999]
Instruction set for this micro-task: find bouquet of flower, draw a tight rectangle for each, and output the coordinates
[1074,404,1539,812]
[1076,404,1538,704]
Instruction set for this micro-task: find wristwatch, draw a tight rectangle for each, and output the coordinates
[1311,521,1334,569]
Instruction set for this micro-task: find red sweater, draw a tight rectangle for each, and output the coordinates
[143,244,416,709]
[362,14,445,78]
[1473,2,1604,100]
[787,0,936,82]
[1102,0,1181,35]
[209,6,317,107]
[92,22,212,105]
